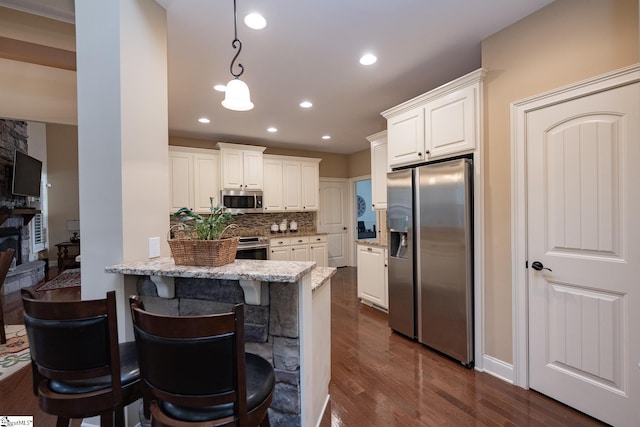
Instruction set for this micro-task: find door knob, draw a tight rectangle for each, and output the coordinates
[531,261,552,272]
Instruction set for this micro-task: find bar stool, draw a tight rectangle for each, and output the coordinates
[22,289,141,427]
[129,296,274,427]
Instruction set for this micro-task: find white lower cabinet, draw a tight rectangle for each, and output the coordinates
[356,244,388,310]
[269,235,328,267]
[309,235,328,268]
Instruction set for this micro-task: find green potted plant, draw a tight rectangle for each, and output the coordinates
[173,197,234,240]
[169,198,239,266]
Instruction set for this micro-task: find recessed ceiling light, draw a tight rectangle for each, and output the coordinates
[359,53,377,66]
[244,13,267,30]
[213,84,226,92]
[198,117,211,124]
[322,135,331,140]
[300,101,313,109]
[267,127,278,133]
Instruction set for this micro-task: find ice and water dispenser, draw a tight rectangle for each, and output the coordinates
[388,212,410,259]
[389,230,409,259]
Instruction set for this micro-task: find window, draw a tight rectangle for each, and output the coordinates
[31,213,44,252]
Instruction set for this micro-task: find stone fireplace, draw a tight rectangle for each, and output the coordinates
[0,119,46,294]
[0,226,22,265]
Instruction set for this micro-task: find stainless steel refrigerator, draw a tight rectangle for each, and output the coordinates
[387,158,473,367]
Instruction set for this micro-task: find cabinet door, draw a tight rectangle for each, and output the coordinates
[370,139,388,210]
[169,150,193,212]
[263,159,284,211]
[221,149,245,190]
[309,243,328,267]
[270,246,290,261]
[387,108,425,168]
[193,152,220,213]
[425,84,477,159]
[243,150,264,190]
[283,161,302,211]
[357,245,386,308]
[290,244,309,262]
[300,161,319,210]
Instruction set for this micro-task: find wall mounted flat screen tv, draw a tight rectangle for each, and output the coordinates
[12,151,42,198]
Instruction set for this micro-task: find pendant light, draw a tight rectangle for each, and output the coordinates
[222,0,254,111]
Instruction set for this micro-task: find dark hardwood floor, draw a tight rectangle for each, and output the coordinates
[1,267,604,426]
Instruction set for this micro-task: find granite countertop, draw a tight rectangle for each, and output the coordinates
[105,257,316,283]
[355,238,388,249]
[311,267,336,293]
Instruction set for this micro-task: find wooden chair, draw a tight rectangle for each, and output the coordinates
[0,248,15,344]
[21,289,141,427]
[129,296,274,427]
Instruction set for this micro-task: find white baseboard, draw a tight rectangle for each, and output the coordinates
[315,394,331,427]
[479,354,514,384]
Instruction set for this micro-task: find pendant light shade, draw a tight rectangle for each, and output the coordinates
[222,78,254,111]
[221,0,254,111]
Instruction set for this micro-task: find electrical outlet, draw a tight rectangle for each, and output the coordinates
[148,237,161,258]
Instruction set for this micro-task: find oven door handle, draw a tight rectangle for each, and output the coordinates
[237,244,270,250]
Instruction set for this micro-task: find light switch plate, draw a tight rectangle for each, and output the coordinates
[148,237,161,258]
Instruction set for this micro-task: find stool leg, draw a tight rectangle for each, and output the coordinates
[0,293,6,344]
[100,411,114,427]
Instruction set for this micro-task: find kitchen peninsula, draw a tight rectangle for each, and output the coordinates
[106,258,335,426]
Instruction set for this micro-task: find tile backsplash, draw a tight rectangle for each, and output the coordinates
[170,211,316,237]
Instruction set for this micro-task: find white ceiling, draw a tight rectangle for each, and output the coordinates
[3,0,555,154]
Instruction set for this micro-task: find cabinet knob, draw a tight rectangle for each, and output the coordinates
[418,152,422,156]
[372,204,375,208]
[367,247,372,251]
[426,150,430,155]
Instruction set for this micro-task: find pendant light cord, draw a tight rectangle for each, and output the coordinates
[229,0,244,78]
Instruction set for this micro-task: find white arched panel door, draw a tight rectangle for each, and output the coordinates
[526,80,639,427]
[318,179,349,267]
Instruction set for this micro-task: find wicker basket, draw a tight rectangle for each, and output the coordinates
[168,224,239,267]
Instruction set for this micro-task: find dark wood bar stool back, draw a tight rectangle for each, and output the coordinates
[21,289,141,427]
[0,248,15,344]
[129,296,275,427]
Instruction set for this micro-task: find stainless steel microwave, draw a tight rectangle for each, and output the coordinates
[220,190,263,213]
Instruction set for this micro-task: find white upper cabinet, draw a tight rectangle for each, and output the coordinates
[387,109,424,167]
[169,148,193,213]
[367,130,388,210]
[217,143,266,190]
[263,157,284,211]
[283,161,302,210]
[168,146,220,214]
[382,69,485,169]
[300,160,320,211]
[425,84,477,159]
[263,155,321,212]
[193,150,220,211]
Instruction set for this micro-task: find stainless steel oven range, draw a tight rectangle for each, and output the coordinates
[235,236,269,260]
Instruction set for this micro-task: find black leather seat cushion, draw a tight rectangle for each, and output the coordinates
[160,353,275,422]
[49,342,140,394]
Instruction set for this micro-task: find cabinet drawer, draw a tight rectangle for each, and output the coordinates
[270,238,291,246]
[309,235,327,244]
[289,236,309,245]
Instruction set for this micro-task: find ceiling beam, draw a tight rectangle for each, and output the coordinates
[0,36,75,71]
